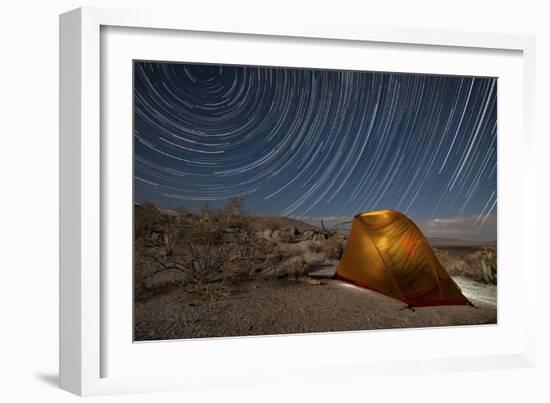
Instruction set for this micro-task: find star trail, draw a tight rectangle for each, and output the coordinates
[134,61,497,240]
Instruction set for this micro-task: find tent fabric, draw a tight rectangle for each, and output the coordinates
[335,209,471,308]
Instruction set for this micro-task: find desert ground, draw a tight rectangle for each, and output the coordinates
[134,202,497,341]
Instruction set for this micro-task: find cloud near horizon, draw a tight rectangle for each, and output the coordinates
[416,214,496,241]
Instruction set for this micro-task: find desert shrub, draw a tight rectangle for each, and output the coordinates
[462,253,479,268]
[309,242,324,254]
[325,237,344,260]
[274,242,303,259]
[306,237,344,260]
[223,197,244,216]
[134,199,276,298]
[479,246,497,284]
[434,246,498,284]
[135,203,163,239]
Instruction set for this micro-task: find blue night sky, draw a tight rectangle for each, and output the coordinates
[134,62,497,241]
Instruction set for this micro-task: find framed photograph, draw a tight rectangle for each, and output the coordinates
[60,7,537,396]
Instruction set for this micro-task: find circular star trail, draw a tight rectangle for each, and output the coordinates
[134,61,496,230]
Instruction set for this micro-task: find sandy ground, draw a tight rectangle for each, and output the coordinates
[135,269,497,341]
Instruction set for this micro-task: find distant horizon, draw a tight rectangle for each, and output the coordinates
[135,201,496,242]
[134,62,497,242]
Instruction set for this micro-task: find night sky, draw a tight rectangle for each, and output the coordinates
[134,62,497,241]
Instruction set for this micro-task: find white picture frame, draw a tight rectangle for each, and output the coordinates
[59,6,537,396]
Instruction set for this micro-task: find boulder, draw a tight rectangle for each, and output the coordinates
[288,226,298,237]
[276,226,299,242]
[275,256,307,279]
[312,233,327,242]
[302,230,315,240]
[303,250,326,265]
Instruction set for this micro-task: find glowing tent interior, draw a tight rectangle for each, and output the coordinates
[335,210,472,308]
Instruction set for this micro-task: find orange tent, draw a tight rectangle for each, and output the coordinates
[335,210,471,308]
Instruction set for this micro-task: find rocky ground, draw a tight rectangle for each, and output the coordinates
[135,276,496,341]
[134,203,497,341]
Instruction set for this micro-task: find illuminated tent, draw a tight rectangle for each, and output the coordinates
[335,210,471,308]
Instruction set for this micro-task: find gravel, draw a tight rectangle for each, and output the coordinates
[135,277,497,341]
